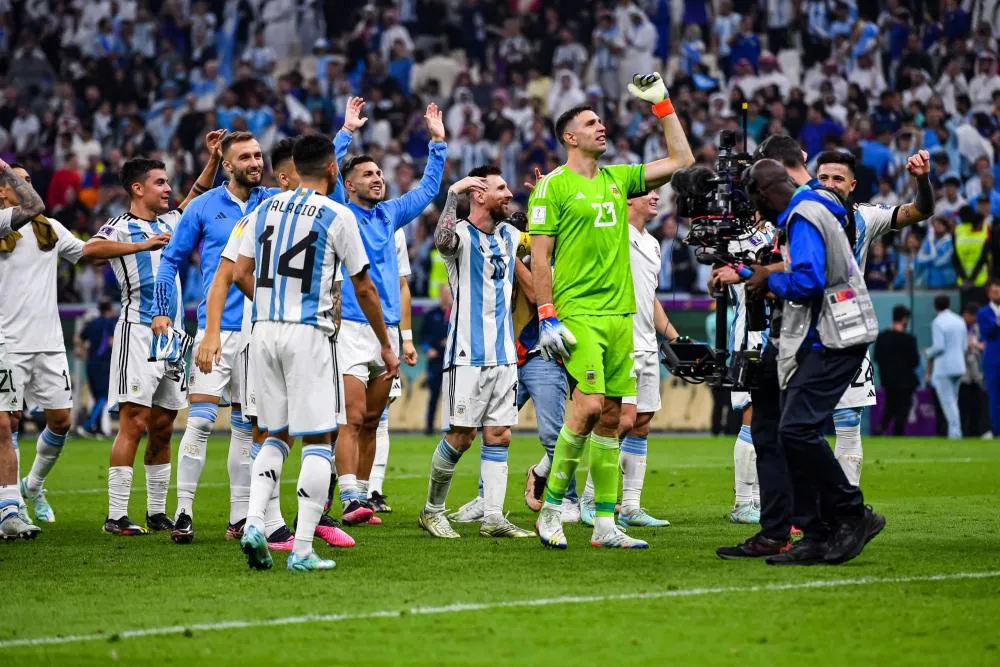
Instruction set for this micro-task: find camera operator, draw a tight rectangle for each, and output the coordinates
[732,159,885,566]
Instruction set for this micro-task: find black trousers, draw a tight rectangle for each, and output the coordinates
[781,345,867,542]
[750,342,792,541]
[425,361,444,434]
[959,382,988,437]
[879,385,914,436]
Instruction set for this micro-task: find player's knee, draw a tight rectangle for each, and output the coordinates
[46,409,72,433]
[446,427,476,451]
[484,427,511,447]
[631,414,652,438]
[186,402,218,437]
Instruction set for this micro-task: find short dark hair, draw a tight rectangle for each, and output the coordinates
[934,294,951,312]
[816,150,857,175]
[554,105,593,146]
[754,134,805,168]
[963,302,980,316]
[468,164,502,179]
[892,304,911,322]
[8,161,28,173]
[221,131,257,156]
[342,153,377,178]
[119,157,166,197]
[292,134,336,178]
[270,137,297,170]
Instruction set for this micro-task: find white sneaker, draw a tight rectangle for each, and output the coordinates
[0,513,41,541]
[447,496,485,523]
[480,516,535,538]
[591,526,648,549]
[418,510,460,539]
[535,504,567,549]
[982,431,994,440]
[560,498,581,524]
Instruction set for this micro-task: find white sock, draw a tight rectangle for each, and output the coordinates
[144,463,171,516]
[107,466,133,521]
[535,452,552,478]
[619,435,647,513]
[582,473,595,504]
[480,444,509,523]
[26,428,67,494]
[246,437,287,532]
[370,411,390,496]
[357,479,369,502]
[264,485,285,536]
[293,445,332,557]
[425,438,462,514]
[12,432,20,479]
[594,515,615,533]
[338,473,358,506]
[228,410,253,524]
[175,403,216,519]
[833,407,864,486]
[0,484,20,520]
[734,425,757,505]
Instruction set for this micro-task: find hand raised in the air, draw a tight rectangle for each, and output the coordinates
[342,96,368,133]
[448,176,488,195]
[906,149,931,178]
[424,103,446,142]
[205,129,226,157]
[627,72,669,104]
[523,167,543,193]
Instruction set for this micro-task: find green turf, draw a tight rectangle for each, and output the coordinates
[1,434,998,666]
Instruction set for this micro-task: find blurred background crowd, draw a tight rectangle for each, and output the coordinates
[2,0,1000,303]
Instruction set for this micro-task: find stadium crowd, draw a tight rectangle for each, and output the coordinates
[3,0,1000,302]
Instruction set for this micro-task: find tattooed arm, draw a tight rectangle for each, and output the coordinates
[435,176,488,256]
[0,158,45,231]
[893,150,935,228]
[332,280,343,334]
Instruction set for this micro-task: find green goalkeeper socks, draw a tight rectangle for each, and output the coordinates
[543,426,586,506]
[588,432,620,517]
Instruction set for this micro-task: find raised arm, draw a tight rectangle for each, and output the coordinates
[177,130,225,212]
[893,150,935,228]
[329,97,366,204]
[384,103,448,229]
[84,232,171,260]
[625,74,695,190]
[435,176,486,256]
[0,158,45,230]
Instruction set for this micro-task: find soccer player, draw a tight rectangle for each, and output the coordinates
[0,158,45,540]
[152,131,274,542]
[417,166,533,539]
[232,135,397,572]
[814,148,933,485]
[579,189,676,529]
[334,103,446,524]
[197,137,354,550]
[529,73,694,550]
[83,158,191,536]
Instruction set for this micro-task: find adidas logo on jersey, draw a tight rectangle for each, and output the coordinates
[216,212,227,220]
[575,192,586,199]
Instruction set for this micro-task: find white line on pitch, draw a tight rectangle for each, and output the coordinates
[1,571,997,650]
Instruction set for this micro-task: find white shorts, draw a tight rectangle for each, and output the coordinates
[252,321,337,436]
[336,320,400,385]
[622,350,660,413]
[237,343,256,419]
[188,329,242,405]
[109,321,188,412]
[836,349,877,410]
[7,350,72,411]
[0,343,21,413]
[731,391,751,410]
[441,364,518,429]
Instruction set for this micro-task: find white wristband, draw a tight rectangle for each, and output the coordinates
[401,329,413,341]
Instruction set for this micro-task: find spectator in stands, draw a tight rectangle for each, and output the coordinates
[873,305,920,437]
[954,204,991,305]
[864,240,894,291]
[916,217,957,289]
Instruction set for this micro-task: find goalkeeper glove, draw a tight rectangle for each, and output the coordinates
[538,304,576,361]
[627,72,674,117]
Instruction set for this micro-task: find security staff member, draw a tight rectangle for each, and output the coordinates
[742,159,886,566]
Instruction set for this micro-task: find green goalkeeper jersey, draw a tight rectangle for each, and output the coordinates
[528,163,646,317]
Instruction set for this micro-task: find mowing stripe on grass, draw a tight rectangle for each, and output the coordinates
[2,570,997,650]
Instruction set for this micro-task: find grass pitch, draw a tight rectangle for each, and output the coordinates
[1,433,998,666]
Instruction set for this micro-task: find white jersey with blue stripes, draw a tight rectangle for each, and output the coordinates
[238,188,368,336]
[94,210,183,326]
[852,202,896,273]
[443,219,519,368]
[728,222,775,354]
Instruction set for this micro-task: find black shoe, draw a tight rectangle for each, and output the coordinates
[171,511,194,544]
[341,499,374,525]
[825,506,886,564]
[765,539,829,566]
[317,513,342,528]
[716,533,790,560]
[146,513,175,532]
[104,516,148,536]
[267,525,294,544]
[225,518,246,541]
[369,491,392,513]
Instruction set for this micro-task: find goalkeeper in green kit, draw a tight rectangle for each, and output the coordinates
[529,73,694,549]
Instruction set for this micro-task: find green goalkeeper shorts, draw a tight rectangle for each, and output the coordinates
[561,314,637,398]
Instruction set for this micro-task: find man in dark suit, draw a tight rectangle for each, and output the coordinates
[873,305,920,436]
[419,287,451,434]
[976,280,1000,436]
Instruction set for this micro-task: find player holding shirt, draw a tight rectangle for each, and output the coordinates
[0,159,45,540]
[815,149,933,485]
[529,73,694,550]
[232,136,397,572]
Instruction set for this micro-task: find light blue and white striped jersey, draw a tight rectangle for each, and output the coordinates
[442,220,519,368]
[852,203,896,273]
[94,210,183,326]
[728,223,775,354]
[238,188,368,336]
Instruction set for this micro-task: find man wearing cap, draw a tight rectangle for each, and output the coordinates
[970,51,1000,112]
[755,52,790,97]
